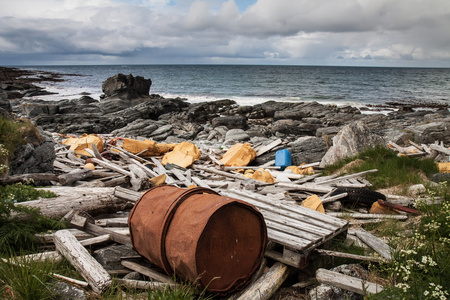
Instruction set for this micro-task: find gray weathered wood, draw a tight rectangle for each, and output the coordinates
[255,139,283,157]
[321,192,348,204]
[54,230,112,294]
[316,169,378,186]
[121,260,177,284]
[91,158,132,177]
[327,212,408,220]
[353,228,392,261]
[114,186,142,202]
[58,169,94,186]
[315,249,384,263]
[276,182,333,193]
[0,173,59,184]
[316,268,383,295]
[114,278,177,290]
[429,143,450,156]
[17,187,128,219]
[235,262,289,300]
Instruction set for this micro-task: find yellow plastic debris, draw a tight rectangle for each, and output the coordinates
[301,195,325,214]
[62,134,104,157]
[437,162,450,173]
[286,164,315,175]
[122,139,176,157]
[369,201,396,214]
[251,169,275,183]
[149,174,166,187]
[219,143,256,167]
[161,142,201,168]
[84,163,95,170]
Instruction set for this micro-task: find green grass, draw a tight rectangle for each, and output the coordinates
[0,255,57,300]
[0,184,62,255]
[324,146,439,190]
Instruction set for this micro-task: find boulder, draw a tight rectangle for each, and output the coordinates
[50,282,86,300]
[94,244,138,271]
[9,128,55,175]
[0,89,11,112]
[289,136,327,165]
[101,73,152,100]
[406,120,450,144]
[211,115,248,130]
[225,129,251,143]
[320,121,386,167]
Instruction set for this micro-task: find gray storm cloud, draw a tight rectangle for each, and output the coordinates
[0,0,449,66]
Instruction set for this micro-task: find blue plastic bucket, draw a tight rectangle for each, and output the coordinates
[275,149,291,170]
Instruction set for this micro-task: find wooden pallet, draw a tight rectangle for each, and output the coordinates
[220,189,349,268]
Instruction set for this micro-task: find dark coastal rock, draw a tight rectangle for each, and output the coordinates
[320,121,386,167]
[50,282,86,300]
[94,244,138,271]
[0,89,12,113]
[211,115,248,130]
[271,119,316,136]
[187,99,237,122]
[406,120,450,144]
[9,128,55,175]
[225,129,251,143]
[288,136,328,165]
[101,73,152,100]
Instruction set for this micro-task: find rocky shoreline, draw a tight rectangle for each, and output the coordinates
[1,66,450,172]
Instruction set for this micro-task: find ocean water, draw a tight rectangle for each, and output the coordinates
[22,65,450,108]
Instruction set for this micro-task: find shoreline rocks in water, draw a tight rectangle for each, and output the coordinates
[1,67,450,173]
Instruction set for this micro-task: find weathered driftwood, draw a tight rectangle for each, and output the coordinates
[234,262,289,300]
[58,169,94,186]
[121,260,177,284]
[316,169,378,186]
[0,173,58,184]
[255,138,283,157]
[316,268,384,295]
[353,228,392,261]
[84,222,131,246]
[321,192,348,204]
[429,143,450,156]
[17,187,128,219]
[114,278,177,290]
[95,217,128,227]
[276,182,333,193]
[91,158,132,177]
[327,212,408,220]
[52,273,89,288]
[114,186,142,202]
[54,230,112,294]
[315,249,385,263]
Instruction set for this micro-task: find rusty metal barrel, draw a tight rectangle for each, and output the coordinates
[128,185,267,293]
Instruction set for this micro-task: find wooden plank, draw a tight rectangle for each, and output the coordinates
[171,168,193,187]
[316,268,383,295]
[235,262,289,300]
[194,165,246,181]
[114,186,142,202]
[256,139,283,157]
[315,249,385,263]
[58,169,94,186]
[316,169,378,186]
[321,192,348,204]
[95,217,128,227]
[91,158,132,177]
[266,229,312,249]
[327,212,408,220]
[84,223,132,246]
[121,260,176,284]
[262,210,330,237]
[276,182,333,194]
[54,230,112,294]
[114,278,177,290]
[150,157,177,184]
[429,143,450,156]
[191,176,212,188]
[225,189,347,227]
[353,228,392,261]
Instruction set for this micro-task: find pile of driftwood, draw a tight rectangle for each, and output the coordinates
[7,135,447,299]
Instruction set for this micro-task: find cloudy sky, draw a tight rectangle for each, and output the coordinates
[1,0,449,67]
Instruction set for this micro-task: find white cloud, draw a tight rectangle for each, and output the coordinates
[0,0,449,66]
